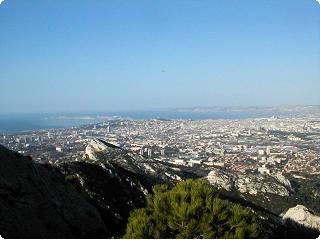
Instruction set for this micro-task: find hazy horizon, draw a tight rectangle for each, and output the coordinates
[0,104,319,116]
[0,0,319,113]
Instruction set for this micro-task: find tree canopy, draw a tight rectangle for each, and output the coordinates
[124,180,259,239]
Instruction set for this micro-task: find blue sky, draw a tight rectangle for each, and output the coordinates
[0,0,319,113]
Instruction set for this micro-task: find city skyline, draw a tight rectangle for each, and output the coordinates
[0,0,319,113]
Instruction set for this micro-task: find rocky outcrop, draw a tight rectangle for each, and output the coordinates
[85,138,121,160]
[0,145,107,238]
[207,168,235,191]
[237,174,291,197]
[206,168,291,197]
[282,205,320,231]
[274,173,293,192]
[84,138,183,182]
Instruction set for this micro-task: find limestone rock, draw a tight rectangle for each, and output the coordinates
[207,168,235,191]
[84,138,183,182]
[282,205,320,231]
[85,138,120,160]
[207,168,291,197]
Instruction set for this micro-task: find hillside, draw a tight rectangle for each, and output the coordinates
[0,145,107,238]
[57,138,191,236]
[0,140,319,238]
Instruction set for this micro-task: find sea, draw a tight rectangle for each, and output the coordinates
[0,110,287,133]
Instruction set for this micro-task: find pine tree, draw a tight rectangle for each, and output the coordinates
[124,179,259,239]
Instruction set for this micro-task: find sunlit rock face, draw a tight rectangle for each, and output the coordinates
[282,205,320,231]
[206,168,291,197]
[85,138,121,160]
[85,138,182,182]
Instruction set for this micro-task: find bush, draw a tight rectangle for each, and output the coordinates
[124,180,259,238]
